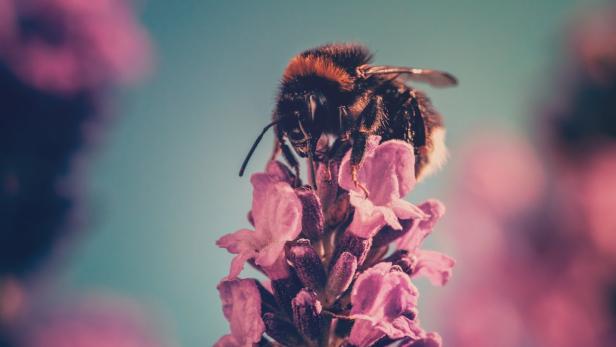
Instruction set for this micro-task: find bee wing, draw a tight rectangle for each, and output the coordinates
[359,65,458,88]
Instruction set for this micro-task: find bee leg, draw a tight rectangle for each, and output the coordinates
[323,138,352,182]
[350,132,370,197]
[270,137,282,161]
[338,106,353,141]
[280,140,301,185]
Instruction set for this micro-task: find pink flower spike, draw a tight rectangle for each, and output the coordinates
[395,200,454,286]
[349,263,421,347]
[215,279,265,347]
[217,171,302,279]
[339,137,427,238]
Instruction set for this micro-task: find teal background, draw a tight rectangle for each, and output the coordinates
[58,1,604,345]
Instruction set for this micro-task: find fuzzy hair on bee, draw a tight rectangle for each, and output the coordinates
[239,43,457,190]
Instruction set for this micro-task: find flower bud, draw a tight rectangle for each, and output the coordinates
[325,252,357,305]
[286,239,326,291]
[331,232,372,269]
[317,160,339,209]
[383,250,416,275]
[262,312,305,346]
[271,272,302,316]
[295,187,324,240]
[254,281,279,314]
[291,289,322,341]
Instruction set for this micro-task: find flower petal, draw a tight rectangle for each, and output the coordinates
[412,250,455,286]
[213,335,239,347]
[216,229,255,255]
[217,230,259,278]
[243,174,302,270]
[265,160,297,185]
[392,199,429,221]
[338,136,380,194]
[217,279,265,345]
[350,263,421,345]
[396,200,445,252]
[262,182,303,245]
[227,252,256,279]
[255,240,287,270]
[347,193,387,238]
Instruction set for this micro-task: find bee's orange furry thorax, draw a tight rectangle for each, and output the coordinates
[283,55,353,91]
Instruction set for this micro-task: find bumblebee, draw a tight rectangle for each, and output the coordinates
[239,43,457,189]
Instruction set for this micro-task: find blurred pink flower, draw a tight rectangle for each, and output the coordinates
[0,0,151,94]
[215,279,265,347]
[444,289,525,347]
[441,130,616,347]
[23,295,169,347]
[575,147,616,262]
[455,132,545,218]
[569,7,616,83]
[349,262,423,347]
[339,136,427,238]
[217,169,302,279]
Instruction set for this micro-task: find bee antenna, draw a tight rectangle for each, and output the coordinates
[239,120,281,177]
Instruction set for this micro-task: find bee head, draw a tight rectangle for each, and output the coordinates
[276,92,328,157]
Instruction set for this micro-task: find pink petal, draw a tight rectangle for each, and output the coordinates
[412,250,455,286]
[396,200,445,252]
[216,229,255,254]
[338,136,381,194]
[245,175,302,269]
[391,199,428,221]
[213,335,239,347]
[265,160,296,185]
[348,319,386,347]
[351,263,418,320]
[350,263,420,345]
[251,177,302,246]
[339,139,416,204]
[217,229,258,278]
[266,182,303,243]
[339,138,422,239]
[227,252,256,280]
[260,253,290,280]
[350,265,388,315]
[249,173,278,230]
[390,316,424,340]
[347,194,388,238]
[254,240,287,269]
[417,200,446,231]
[217,279,265,345]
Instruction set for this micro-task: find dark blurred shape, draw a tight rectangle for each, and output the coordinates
[547,7,616,157]
[0,62,96,277]
[0,0,151,278]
